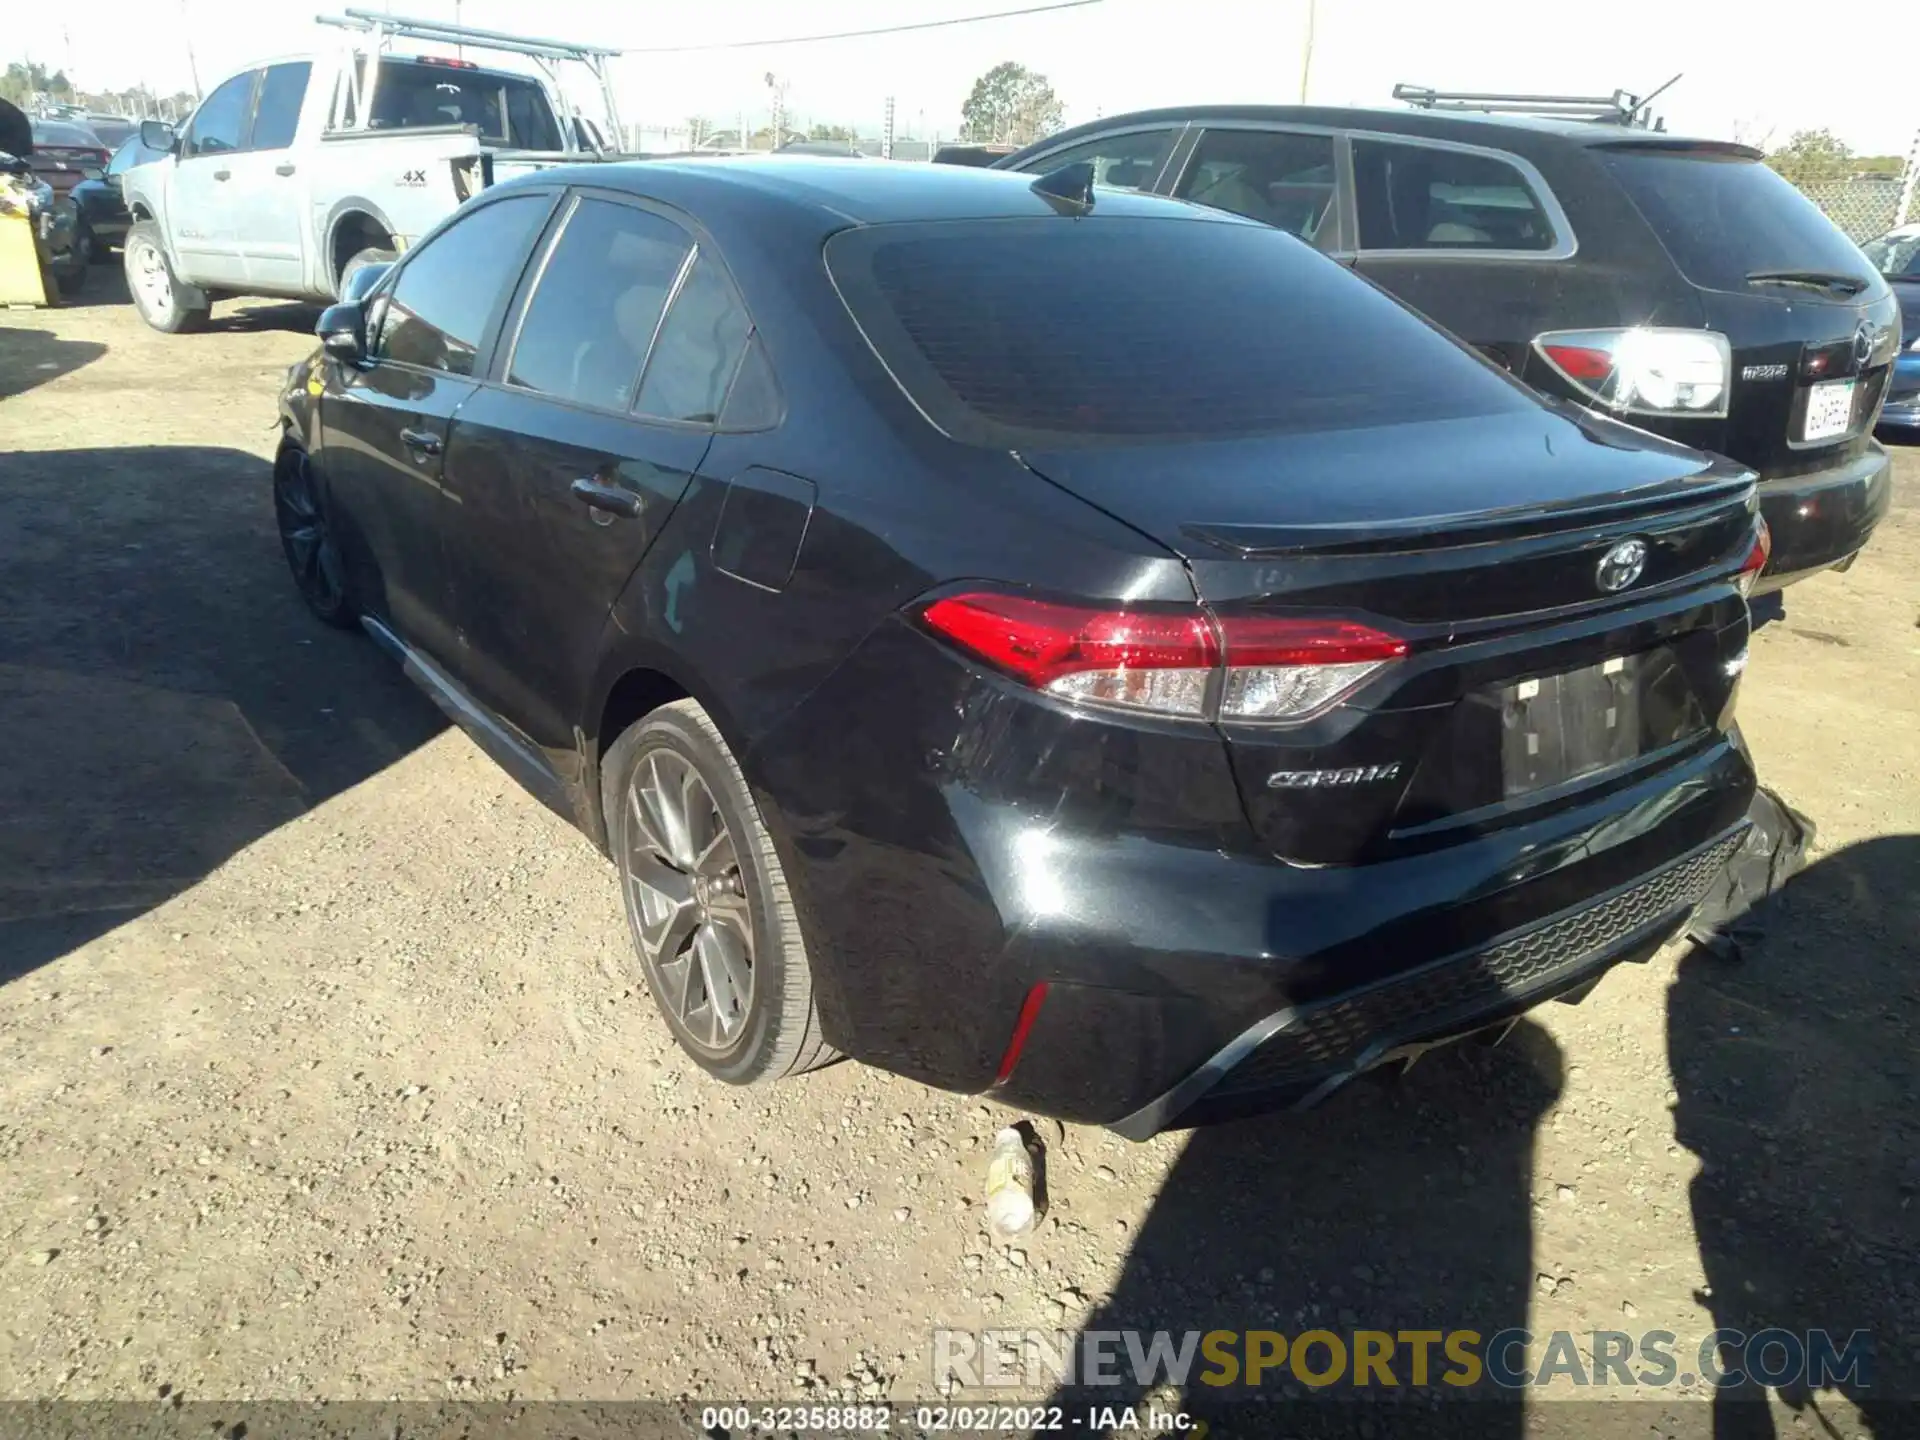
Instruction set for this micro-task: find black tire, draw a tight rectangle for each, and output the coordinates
[272,443,356,628]
[603,699,838,1085]
[53,252,89,298]
[88,221,116,264]
[338,245,398,299]
[123,219,210,333]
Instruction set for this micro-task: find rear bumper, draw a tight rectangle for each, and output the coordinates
[1751,441,1892,592]
[1107,824,1743,1137]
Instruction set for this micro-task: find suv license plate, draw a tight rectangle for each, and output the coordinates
[1802,379,1856,442]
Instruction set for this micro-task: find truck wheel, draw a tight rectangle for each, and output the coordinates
[339,246,398,299]
[124,220,210,334]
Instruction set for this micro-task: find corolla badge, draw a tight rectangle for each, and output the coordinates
[1595,538,1648,593]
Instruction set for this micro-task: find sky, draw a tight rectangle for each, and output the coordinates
[13,0,1920,156]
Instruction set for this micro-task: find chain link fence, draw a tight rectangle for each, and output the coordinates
[1771,127,1920,242]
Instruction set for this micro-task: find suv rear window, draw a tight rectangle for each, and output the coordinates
[1596,146,1877,295]
[825,216,1529,446]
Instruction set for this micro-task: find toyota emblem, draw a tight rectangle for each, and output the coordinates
[1596,538,1648,593]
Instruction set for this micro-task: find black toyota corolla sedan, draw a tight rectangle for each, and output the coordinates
[277,157,1768,1135]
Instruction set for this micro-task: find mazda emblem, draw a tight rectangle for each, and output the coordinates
[1596,538,1648,593]
[1853,324,1874,369]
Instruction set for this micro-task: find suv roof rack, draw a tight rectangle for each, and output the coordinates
[315,8,625,144]
[1392,77,1680,131]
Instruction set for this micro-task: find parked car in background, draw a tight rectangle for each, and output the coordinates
[276,157,1768,1133]
[931,142,1017,168]
[81,114,137,149]
[26,119,111,202]
[71,132,172,261]
[121,9,624,333]
[1002,102,1900,591]
[1862,225,1920,435]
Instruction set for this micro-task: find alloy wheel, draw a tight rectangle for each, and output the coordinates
[273,450,345,613]
[129,237,171,317]
[623,748,755,1054]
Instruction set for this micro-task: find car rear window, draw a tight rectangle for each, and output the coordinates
[31,122,102,149]
[1596,146,1877,295]
[825,216,1530,447]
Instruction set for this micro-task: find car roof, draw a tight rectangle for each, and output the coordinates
[1016,103,1759,158]
[499,154,1245,230]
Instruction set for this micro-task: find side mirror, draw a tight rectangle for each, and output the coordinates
[316,301,366,363]
[138,120,176,152]
[339,260,393,304]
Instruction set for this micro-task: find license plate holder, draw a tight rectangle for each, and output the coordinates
[1801,378,1856,442]
[1500,655,1644,799]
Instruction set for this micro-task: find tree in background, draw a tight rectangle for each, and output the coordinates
[959,62,1062,146]
[808,123,856,143]
[1766,128,1854,186]
[2,61,75,107]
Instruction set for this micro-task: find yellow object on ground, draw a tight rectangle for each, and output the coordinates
[0,186,54,307]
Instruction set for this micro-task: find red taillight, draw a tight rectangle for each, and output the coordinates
[916,591,1406,723]
[1540,343,1614,382]
[1736,519,1772,596]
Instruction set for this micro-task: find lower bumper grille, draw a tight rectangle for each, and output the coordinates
[1211,830,1745,1098]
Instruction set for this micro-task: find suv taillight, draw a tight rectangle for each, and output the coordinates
[916,592,1407,725]
[1533,327,1732,418]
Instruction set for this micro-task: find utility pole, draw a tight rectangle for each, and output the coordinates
[1298,0,1316,104]
[882,96,895,160]
[1899,125,1920,229]
[180,0,203,99]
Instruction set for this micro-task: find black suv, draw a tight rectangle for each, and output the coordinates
[999,106,1900,590]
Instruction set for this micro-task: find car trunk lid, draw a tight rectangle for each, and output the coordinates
[1017,410,1758,861]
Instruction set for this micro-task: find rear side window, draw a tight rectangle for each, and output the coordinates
[507,198,691,410]
[1175,129,1336,240]
[1599,148,1880,293]
[250,62,312,150]
[1353,139,1558,252]
[377,194,549,375]
[634,254,754,423]
[369,61,561,150]
[827,216,1530,446]
[1017,129,1178,192]
[1860,230,1920,278]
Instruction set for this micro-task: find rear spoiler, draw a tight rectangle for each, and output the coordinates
[1585,137,1765,162]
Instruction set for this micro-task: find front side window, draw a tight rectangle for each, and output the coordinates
[634,253,753,423]
[1353,139,1558,252]
[376,194,549,375]
[185,71,256,157]
[1175,129,1336,239]
[507,198,692,410]
[1017,129,1179,192]
[251,62,312,151]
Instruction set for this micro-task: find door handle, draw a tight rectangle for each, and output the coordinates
[274,162,297,177]
[399,427,442,458]
[570,478,642,518]
[213,168,231,181]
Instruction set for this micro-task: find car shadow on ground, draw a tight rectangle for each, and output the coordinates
[1042,835,1916,1437]
[56,267,322,334]
[0,445,447,987]
[0,326,107,399]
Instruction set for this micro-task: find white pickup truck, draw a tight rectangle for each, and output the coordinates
[121,9,624,332]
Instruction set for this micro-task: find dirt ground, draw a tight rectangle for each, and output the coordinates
[2,275,1916,1434]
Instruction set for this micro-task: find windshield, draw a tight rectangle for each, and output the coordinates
[1597,146,1878,295]
[367,59,562,149]
[1860,229,1920,279]
[826,216,1531,447]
